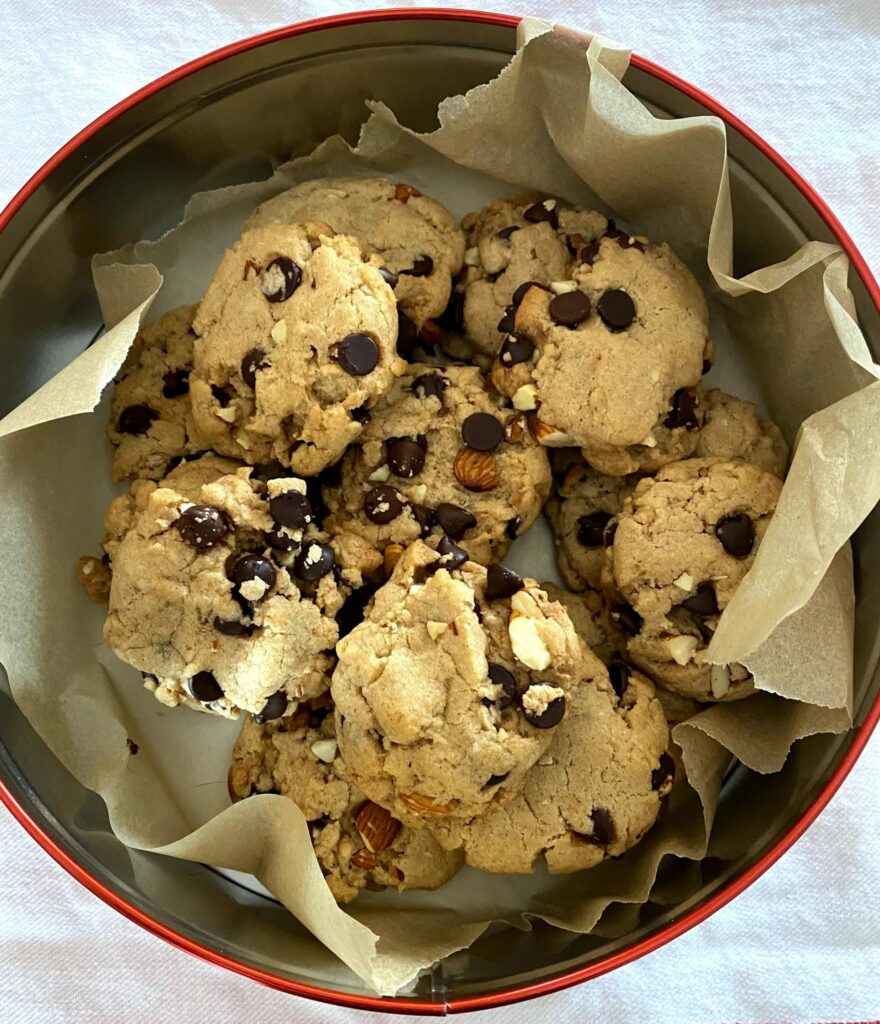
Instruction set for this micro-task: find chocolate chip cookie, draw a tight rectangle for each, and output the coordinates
[107,305,206,481]
[605,458,783,701]
[244,176,465,331]
[190,223,404,476]
[229,707,463,903]
[696,389,789,477]
[331,541,583,828]
[427,655,670,873]
[322,363,551,570]
[103,457,345,717]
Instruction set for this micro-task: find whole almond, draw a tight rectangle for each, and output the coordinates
[384,543,405,578]
[453,447,500,492]
[399,792,459,816]
[394,182,422,203]
[354,801,402,852]
[350,847,377,871]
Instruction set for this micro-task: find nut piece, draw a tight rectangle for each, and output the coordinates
[527,414,575,447]
[673,572,696,591]
[509,613,552,671]
[505,412,526,445]
[384,543,405,577]
[215,405,237,423]
[350,847,377,871]
[426,620,449,640]
[550,280,578,295]
[310,738,338,763]
[270,319,287,343]
[76,555,112,606]
[639,431,658,448]
[512,384,539,412]
[464,246,480,266]
[354,801,402,852]
[399,792,459,816]
[510,589,542,618]
[710,663,731,699]
[394,182,422,202]
[453,447,500,492]
[666,634,700,666]
[369,464,391,483]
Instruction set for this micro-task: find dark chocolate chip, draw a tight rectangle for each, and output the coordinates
[409,503,435,537]
[680,581,719,616]
[549,290,591,327]
[436,503,477,539]
[523,198,559,229]
[597,289,636,331]
[333,333,379,376]
[402,255,433,277]
[411,372,449,400]
[588,806,616,845]
[497,306,516,333]
[379,266,399,288]
[211,384,234,407]
[175,504,230,551]
[269,490,313,529]
[260,256,302,302]
[607,657,632,699]
[487,663,517,708]
[254,690,288,724]
[293,541,335,582]
[664,387,700,430]
[483,772,510,788]
[579,240,600,265]
[265,524,297,552]
[364,485,404,525]
[607,228,646,253]
[485,563,524,600]
[438,289,465,333]
[520,688,566,728]
[577,511,613,548]
[228,554,276,602]
[387,437,426,478]
[651,751,676,791]
[461,412,504,452]
[499,332,534,365]
[162,370,190,398]
[497,225,520,241]
[189,671,223,703]
[213,616,250,637]
[506,515,522,540]
[241,348,270,389]
[611,603,643,635]
[512,280,545,308]
[716,513,755,558]
[118,404,158,435]
[397,311,419,355]
[436,535,467,570]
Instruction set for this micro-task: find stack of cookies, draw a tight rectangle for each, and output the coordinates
[78,178,787,902]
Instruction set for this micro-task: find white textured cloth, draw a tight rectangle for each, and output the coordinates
[1,1,879,1021]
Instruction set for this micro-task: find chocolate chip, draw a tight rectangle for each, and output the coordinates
[606,226,646,253]
[228,554,276,602]
[497,225,520,241]
[664,387,700,430]
[438,290,465,334]
[211,384,234,407]
[402,255,433,277]
[241,348,270,389]
[716,513,755,558]
[162,370,189,398]
[497,306,516,333]
[387,438,426,478]
[506,515,522,540]
[260,256,302,302]
[597,289,636,331]
[333,333,379,376]
[577,511,613,548]
[549,290,591,327]
[487,663,517,708]
[293,541,335,582]
[499,332,534,365]
[461,412,504,452]
[265,525,297,552]
[436,503,476,539]
[411,372,449,400]
[254,690,288,724]
[579,240,600,265]
[189,671,222,703]
[213,617,250,637]
[607,657,632,698]
[175,505,230,551]
[485,563,524,600]
[379,266,399,288]
[483,772,510,788]
[397,311,419,355]
[118,404,158,435]
[364,485,404,525]
[680,581,719,616]
[588,806,616,845]
[512,280,545,308]
[611,603,642,635]
[652,752,676,791]
[436,535,467,570]
[520,688,566,728]
[523,198,559,230]
[409,503,435,537]
[269,490,313,530]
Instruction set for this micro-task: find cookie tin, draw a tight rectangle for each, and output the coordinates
[0,8,877,1014]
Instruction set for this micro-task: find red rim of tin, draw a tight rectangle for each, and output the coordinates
[0,8,877,1015]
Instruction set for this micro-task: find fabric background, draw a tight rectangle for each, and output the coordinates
[1,1,878,1021]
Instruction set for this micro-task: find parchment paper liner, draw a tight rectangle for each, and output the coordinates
[0,20,875,994]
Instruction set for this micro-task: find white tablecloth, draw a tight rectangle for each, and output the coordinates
[1,1,879,1021]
